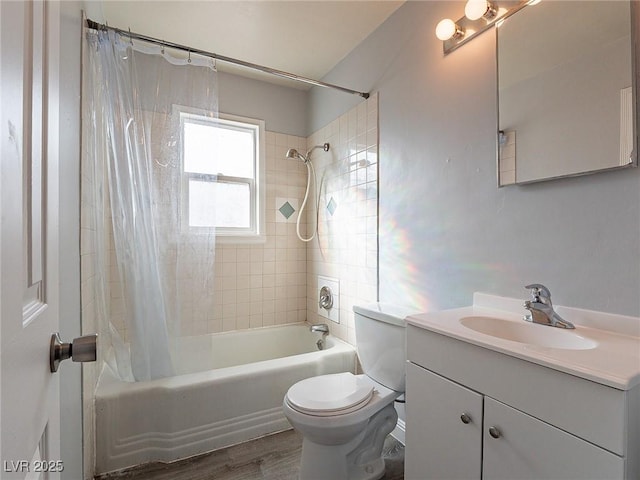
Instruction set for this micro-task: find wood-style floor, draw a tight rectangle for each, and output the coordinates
[95,429,404,480]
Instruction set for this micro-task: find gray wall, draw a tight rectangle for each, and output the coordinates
[218,72,308,136]
[309,1,640,316]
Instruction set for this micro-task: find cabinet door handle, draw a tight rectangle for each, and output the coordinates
[460,413,472,424]
[489,426,501,439]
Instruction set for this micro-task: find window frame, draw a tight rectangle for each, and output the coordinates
[177,106,265,243]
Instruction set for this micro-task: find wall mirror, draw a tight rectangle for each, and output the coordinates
[497,1,637,186]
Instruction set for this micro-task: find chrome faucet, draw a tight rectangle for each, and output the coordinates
[310,323,329,350]
[310,323,329,334]
[523,284,575,329]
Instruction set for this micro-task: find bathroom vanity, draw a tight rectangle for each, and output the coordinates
[404,294,640,480]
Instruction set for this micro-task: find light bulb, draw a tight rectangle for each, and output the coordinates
[465,0,488,20]
[435,19,458,41]
[465,0,497,20]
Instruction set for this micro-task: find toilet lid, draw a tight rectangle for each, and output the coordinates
[286,372,374,415]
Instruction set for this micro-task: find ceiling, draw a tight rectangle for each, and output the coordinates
[99,1,404,89]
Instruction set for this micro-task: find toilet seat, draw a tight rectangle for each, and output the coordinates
[286,372,374,417]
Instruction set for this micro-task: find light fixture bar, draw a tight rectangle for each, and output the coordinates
[441,0,528,55]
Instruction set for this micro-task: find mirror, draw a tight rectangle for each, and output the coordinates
[497,1,636,186]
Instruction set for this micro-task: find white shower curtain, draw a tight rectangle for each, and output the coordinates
[83,29,218,381]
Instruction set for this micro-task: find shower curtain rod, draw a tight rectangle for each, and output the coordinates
[86,19,370,99]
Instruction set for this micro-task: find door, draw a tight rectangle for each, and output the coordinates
[1,1,63,478]
[405,363,483,480]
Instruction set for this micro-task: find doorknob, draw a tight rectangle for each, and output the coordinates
[50,333,97,372]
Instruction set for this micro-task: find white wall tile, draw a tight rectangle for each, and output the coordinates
[306,98,379,345]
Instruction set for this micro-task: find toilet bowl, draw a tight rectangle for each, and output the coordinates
[283,373,399,480]
[282,303,416,480]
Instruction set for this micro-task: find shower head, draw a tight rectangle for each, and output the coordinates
[285,148,308,163]
[284,143,330,163]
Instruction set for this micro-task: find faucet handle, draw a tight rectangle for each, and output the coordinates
[524,284,552,303]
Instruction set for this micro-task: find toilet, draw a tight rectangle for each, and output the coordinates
[282,303,415,480]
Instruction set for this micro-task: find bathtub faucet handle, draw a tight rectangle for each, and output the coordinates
[319,286,333,310]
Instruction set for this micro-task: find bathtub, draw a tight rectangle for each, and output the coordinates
[94,323,356,474]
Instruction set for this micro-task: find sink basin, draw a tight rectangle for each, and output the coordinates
[460,316,598,350]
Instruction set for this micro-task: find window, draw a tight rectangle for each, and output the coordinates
[179,109,265,242]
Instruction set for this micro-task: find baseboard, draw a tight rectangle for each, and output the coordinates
[391,418,405,445]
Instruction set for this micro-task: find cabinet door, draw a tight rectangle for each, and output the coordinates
[405,363,483,480]
[483,397,624,479]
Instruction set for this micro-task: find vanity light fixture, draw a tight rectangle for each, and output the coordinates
[435,0,529,55]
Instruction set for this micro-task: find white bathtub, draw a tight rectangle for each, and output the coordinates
[94,323,356,474]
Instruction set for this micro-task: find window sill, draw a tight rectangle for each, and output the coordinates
[215,233,266,245]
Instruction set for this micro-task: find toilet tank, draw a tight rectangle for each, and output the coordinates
[353,303,417,393]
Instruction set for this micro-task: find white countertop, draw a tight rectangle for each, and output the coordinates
[406,293,640,390]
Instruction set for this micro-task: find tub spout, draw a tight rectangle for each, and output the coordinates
[310,323,329,335]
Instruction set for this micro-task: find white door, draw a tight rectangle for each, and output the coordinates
[1,1,63,478]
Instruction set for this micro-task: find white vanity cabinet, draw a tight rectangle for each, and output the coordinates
[405,323,639,480]
[406,362,624,479]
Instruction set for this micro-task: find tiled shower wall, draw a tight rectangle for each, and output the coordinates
[204,96,380,342]
[181,94,380,342]
[306,93,379,344]
[208,132,309,335]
